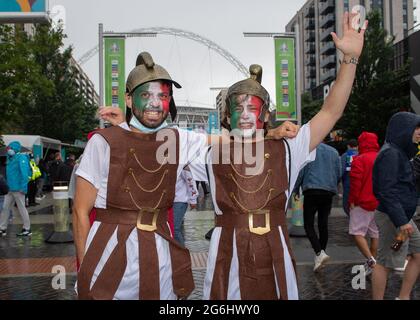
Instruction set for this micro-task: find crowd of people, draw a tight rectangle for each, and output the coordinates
[0,10,419,301]
[70,11,373,300]
[291,114,420,300]
[0,148,77,237]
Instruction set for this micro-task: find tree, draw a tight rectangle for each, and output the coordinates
[337,10,410,143]
[301,92,322,124]
[18,23,98,143]
[0,23,98,143]
[0,24,49,134]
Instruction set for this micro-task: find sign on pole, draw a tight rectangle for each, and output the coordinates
[274,37,297,121]
[208,111,219,134]
[0,0,49,23]
[104,37,126,113]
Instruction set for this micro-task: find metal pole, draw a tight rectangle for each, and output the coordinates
[99,23,104,128]
[289,23,305,237]
[295,22,302,126]
[45,182,73,243]
[218,103,221,133]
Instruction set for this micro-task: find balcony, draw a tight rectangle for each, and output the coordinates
[304,43,315,54]
[304,18,315,30]
[305,30,316,41]
[304,5,315,18]
[305,78,317,90]
[320,41,336,55]
[305,66,316,77]
[320,55,336,68]
[319,13,335,28]
[320,25,335,41]
[320,68,336,82]
[319,0,335,16]
[305,55,316,66]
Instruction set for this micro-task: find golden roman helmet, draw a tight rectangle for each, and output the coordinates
[126,52,181,121]
[222,64,271,130]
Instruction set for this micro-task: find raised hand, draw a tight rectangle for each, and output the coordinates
[98,106,125,126]
[266,121,300,140]
[331,12,368,58]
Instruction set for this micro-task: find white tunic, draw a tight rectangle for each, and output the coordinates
[75,123,207,299]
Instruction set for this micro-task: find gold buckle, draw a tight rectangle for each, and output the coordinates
[136,208,159,231]
[248,209,270,235]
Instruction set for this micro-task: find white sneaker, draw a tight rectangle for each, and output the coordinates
[393,259,409,272]
[314,250,330,272]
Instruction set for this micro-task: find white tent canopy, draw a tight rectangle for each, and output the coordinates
[1,135,61,151]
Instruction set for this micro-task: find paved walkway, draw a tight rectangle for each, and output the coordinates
[0,193,419,300]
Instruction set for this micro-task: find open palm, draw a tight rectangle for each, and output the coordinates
[331,12,368,58]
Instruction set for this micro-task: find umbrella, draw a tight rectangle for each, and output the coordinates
[0,145,31,157]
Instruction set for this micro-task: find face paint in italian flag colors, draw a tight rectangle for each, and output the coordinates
[132,81,171,128]
[230,94,264,138]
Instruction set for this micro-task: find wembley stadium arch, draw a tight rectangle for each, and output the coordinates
[77,27,252,131]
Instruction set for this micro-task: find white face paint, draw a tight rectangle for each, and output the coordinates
[231,94,258,138]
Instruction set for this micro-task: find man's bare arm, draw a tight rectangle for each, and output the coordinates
[98,108,301,144]
[73,177,98,265]
[309,12,367,152]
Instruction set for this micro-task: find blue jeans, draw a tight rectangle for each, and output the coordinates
[173,202,189,246]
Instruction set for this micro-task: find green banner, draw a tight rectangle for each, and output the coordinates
[105,38,125,112]
[274,37,296,121]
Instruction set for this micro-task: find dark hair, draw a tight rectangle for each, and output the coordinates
[347,139,358,148]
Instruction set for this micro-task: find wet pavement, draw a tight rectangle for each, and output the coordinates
[0,191,419,300]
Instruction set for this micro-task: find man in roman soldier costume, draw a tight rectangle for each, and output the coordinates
[96,11,367,300]
[192,12,367,300]
[73,52,299,300]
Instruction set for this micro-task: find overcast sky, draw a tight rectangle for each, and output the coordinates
[47,0,308,108]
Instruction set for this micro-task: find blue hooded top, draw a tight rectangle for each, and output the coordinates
[373,112,420,227]
[6,141,31,194]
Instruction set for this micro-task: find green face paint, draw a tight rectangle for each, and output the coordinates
[131,81,171,128]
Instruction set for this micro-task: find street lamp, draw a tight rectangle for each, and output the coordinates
[243,32,294,38]
[98,24,158,128]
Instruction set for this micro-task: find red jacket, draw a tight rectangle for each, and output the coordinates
[348,132,380,211]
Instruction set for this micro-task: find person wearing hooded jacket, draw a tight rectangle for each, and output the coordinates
[348,132,380,275]
[372,112,420,300]
[0,141,32,237]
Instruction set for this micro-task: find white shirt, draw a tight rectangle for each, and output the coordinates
[75,123,207,208]
[174,169,198,204]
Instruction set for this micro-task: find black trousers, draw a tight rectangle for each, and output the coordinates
[196,181,209,194]
[303,190,334,254]
[27,180,37,205]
